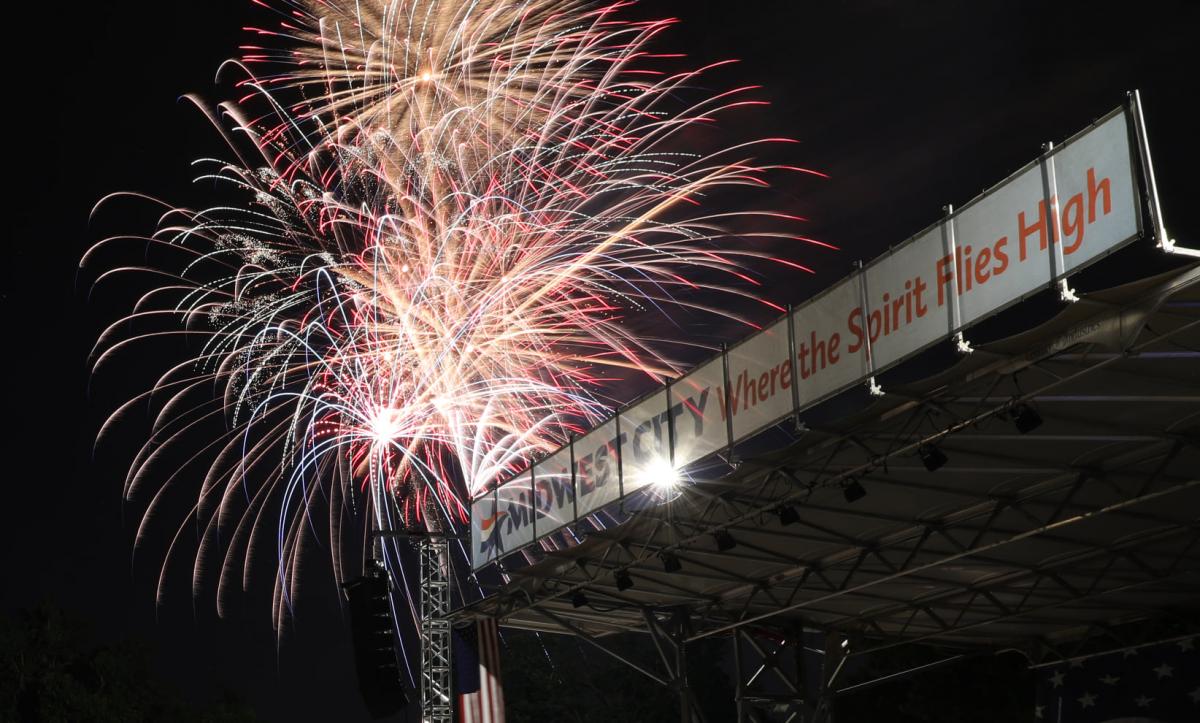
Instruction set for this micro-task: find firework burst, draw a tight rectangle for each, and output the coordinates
[86,0,827,641]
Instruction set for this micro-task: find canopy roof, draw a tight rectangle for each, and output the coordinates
[453,263,1200,661]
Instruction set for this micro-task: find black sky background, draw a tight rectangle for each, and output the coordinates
[4,1,1197,721]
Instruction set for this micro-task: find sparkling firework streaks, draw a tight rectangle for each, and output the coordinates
[85,0,828,641]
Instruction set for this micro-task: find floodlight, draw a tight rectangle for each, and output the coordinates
[843,479,867,503]
[1011,403,1043,434]
[777,504,800,526]
[713,530,737,551]
[918,443,948,472]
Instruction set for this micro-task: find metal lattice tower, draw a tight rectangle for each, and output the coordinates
[420,536,453,723]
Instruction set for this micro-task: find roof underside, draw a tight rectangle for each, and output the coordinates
[453,264,1200,660]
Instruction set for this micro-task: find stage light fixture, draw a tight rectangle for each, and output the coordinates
[1011,403,1042,434]
[713,530,737,551]
[842,479,867,503]
[615,569,634,591]
[777,504,800,526]
[660,551,682,573]
[918,443,948,472]
[571,591,589,608]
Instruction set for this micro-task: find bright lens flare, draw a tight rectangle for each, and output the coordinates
[644,457,680,492]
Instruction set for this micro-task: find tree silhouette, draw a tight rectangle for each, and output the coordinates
[0,604,259,723]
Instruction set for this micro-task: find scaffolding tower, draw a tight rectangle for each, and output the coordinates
[420,536,453,723]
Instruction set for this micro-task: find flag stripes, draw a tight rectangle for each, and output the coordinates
[458,619,505,723]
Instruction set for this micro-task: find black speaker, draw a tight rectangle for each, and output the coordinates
[345,563,408,718]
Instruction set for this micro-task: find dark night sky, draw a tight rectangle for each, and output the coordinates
[4,1,1197,721]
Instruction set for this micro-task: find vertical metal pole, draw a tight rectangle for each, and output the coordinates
[721,344,735,452]
[615,409,624,503]
[793,622,806,708]
[942,205,975,352]
[1041,143,1064,279]
[733,630,748,723]
[939,209,959,337]
[675,613,691,723]
[786,305,802,422]
[420,537,453,723]
[665,380,676,467]
[1128,90,1172,251]
[1039,142,1078,302]
[530,465,538,538]
[854,262,884,396]
[678,633,689,723]
[568,436,577,524]
[487,486,498,568]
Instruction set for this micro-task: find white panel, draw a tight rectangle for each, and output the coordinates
[618,389,670,495]
[790,277,870,407]
[532,447,574,540]
[493,477,535,556]
[953,163,1052,326]
[863,228,955,369]
[470,491,498,569]
[726,317,795,440]
[671,357,729,467]
[1053,112,1139,273]
[952,111,1137,327]
[573,418,622,517]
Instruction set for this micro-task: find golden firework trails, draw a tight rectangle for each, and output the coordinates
[86,0,828,634]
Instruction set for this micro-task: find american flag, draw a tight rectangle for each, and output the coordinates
[454,618,506,723]
[1034,635,1198,722]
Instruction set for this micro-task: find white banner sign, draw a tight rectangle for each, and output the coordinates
[474,104,1145,568]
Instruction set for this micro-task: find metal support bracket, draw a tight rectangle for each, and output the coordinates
[953,332,974,355]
